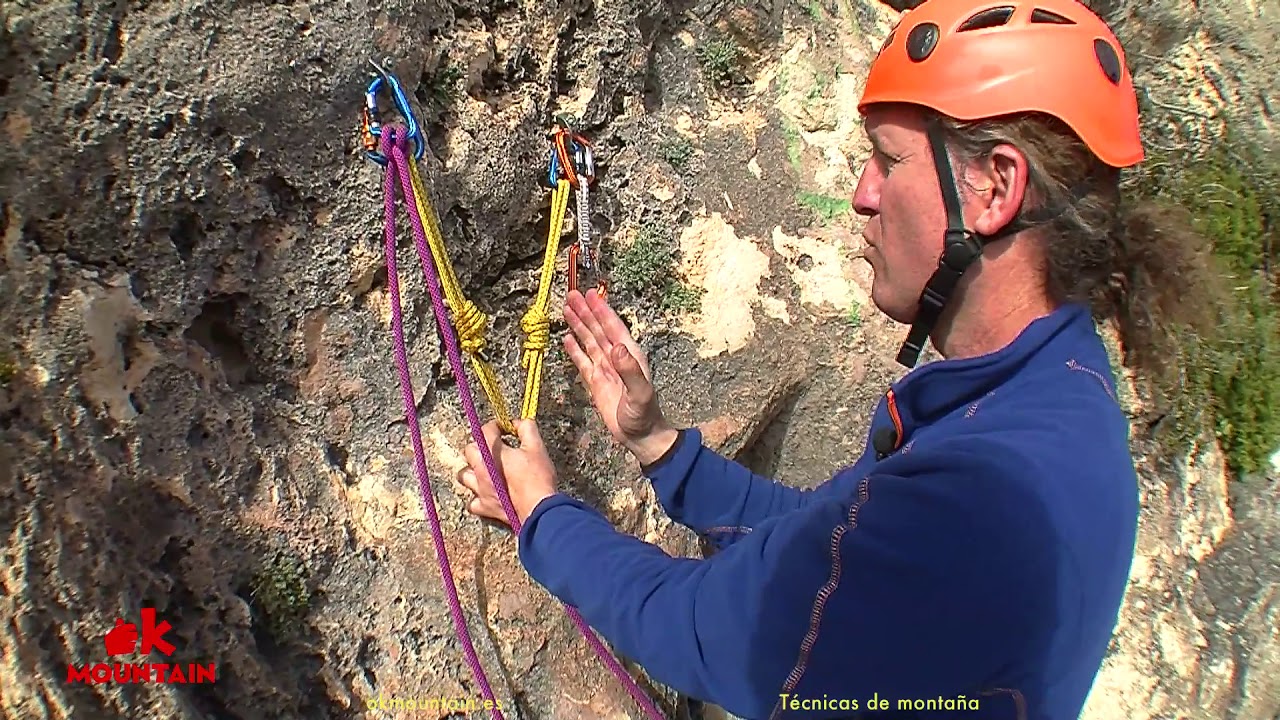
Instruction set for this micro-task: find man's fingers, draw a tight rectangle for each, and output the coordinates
[563,333,592,379]
[566,289,590,319]
[574,291,614,360]
[563,307,594,371]
[592,295,651,380]
[463,441,482,473]
[579,289,612,342]
[565,299,610,368]
[564,331,620,389]
[612,344,653,397]
[458,467,479,493]
[515,418,544,451]
[480,418,504,453]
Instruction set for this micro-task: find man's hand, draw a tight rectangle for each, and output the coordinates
[562,289,678,466]
[457,418,558,528]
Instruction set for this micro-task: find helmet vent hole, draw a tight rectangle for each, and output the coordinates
[906,23,939,61]
[1093,38,1122,84]
[1030,8,1075,24]
[877,29,896,58]
[957,7,1014,31]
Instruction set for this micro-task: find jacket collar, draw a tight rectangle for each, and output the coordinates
[890,302,1096,428]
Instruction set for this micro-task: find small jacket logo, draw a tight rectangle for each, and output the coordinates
[67,609,215,685]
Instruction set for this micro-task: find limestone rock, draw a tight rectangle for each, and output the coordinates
[1,0,1277,718]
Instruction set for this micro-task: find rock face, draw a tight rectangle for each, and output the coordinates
[0,0,1276,719]
[1079,335,1280,720]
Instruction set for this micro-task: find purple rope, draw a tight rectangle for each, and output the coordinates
[381,129,504,720]
[381,129,666,720]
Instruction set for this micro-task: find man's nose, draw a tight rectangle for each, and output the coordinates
[852,157,878,217]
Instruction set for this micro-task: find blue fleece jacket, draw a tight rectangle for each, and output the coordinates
[517,302,1139,720]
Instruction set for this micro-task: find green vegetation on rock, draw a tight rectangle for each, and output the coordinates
[696,37,741,86]
[611,225,703,316]
[658,135,694,172]
[250,545,312,642]
[0,355,16,386]
[419,63,463,114]
[797,191,850,225]
[1137,128,1280,478]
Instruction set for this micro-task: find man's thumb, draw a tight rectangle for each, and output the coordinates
[612,344,649,394]
[515,418,544,449]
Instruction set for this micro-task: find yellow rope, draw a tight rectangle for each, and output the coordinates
[405,156,571,433]
[521,178,570,418]
[407,157,516,436]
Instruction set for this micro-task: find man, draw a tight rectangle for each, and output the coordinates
[457,0,1164,717]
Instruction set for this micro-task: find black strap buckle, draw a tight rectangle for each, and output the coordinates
[941,229,982,270]
[893,126,992,370]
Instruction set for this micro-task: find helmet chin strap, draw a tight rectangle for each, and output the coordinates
[895,126,990,369]
[893,126,1093,369]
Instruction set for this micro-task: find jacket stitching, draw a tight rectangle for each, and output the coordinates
[1066,359,1117,403]
[979,687,1027,720]
[770,476,872,719]
[702,525,753,536]
[964,389,997,418]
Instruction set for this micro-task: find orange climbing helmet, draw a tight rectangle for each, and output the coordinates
[858,0,1143,168]
[859,0,1145,369]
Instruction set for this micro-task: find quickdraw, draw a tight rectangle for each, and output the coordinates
[544,120,608,299]
[363,61,526,437]
[361,64,664,720]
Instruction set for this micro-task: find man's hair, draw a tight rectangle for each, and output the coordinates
[931,110,1221,383]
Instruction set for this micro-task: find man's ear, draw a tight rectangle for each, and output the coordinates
[969,143,1028,236]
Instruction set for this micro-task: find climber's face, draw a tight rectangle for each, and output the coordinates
[852,104,950,326]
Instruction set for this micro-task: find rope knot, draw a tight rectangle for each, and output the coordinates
[454,300,489,356]
[520,308,551,360]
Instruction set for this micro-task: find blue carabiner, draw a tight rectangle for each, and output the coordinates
[544,146,559,188]
[361,60,425,166]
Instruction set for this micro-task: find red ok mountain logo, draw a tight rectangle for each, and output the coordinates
[104,609,175,656]
[66,608,216,685]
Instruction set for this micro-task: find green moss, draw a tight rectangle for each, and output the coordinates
[610,225,701,316]
[420,63,463,113]
[1208,284,1280,476]
[612,225,674,294]
[250,546,312,642]
[0,355,16,386]
[696,37,741,86]
[1139,130,1280,478]
[661,280,704,313]
[796,191,850,224]
[658,135,694,172]
[806,70,831,101]
[846,302,862,328]
[782,120,803,172]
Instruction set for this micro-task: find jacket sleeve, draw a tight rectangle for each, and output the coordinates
[518,450,1058,719]
[642,427,863,547]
